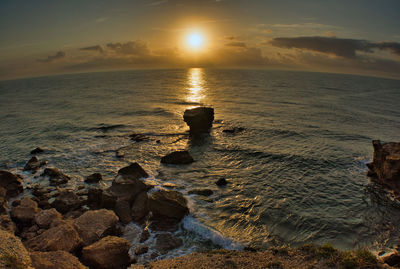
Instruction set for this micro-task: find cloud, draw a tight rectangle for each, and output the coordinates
[39,51,66,63]
[80,45,104,53]
[106,41,150,56]
[269,36,400,58]
[225,41,247,48]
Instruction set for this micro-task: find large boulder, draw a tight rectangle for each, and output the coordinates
[41,167,70,185]
[0,229,33,269]
[367,140,400,193]
[131,191,149,222]
[183,107,214,133]
[0,170,23,198]
[51,191,82,214]
[149,190,189,224]
[73,209,119,246]
[34,208,62,229]
[81,236,131,269]
[30,250,87,269]
[161,151,194,165]
[24,223,82,253]
[11,197,39,224]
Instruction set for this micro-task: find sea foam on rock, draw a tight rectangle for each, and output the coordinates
[183,107,214,133]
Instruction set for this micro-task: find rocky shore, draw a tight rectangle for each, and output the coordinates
[1,107,400,268]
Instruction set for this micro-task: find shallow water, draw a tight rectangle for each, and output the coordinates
[1,69,400,258]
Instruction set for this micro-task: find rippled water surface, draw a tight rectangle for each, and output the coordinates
[1,69,400,255]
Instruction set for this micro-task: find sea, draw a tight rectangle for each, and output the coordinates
[1,68,400,261]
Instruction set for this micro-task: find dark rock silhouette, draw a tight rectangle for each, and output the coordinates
[183,107,214,133]
[30,147,44,154]
[85,173,102,183]
[161,150,194,164]
[216,177,228,186]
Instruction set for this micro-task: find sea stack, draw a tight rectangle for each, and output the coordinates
[367,140,400,193]
[183,107,214,133]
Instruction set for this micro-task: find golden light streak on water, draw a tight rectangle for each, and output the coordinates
[186,68,205,104]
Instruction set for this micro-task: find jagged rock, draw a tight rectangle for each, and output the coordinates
[216,177,227,186]
[154,233,183,254]
[81,236,131,269]
[149,190,189,222]
[85,173,102,183]
[31,147,45,154]
[161,150,194,165]
[41,168,70,185]
[51,191,82,214]
[131,191,149,222]
[0,229,33,268]
[0,170,23,198]
[73,209,119,246]
[367,140,400,193]
[183,106,214,133]
[24,156,48,171]
[11,197,39,223]
[30,250,87,269]
[188,189,213,196]
[34,208,62,229]
[24,223,82,253]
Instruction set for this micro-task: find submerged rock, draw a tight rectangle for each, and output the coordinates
[0,229,33,269]
[183,107,214,133]
[188,189,213,196]
[81,236,131,269]
[0,170,23,198]
[85,173,102,184]
[367,140,400,193]
[216,177,228,186]
[129,133,149,142]
[30,250,87,269]
[223,127,245,134]
[161,150,194,165]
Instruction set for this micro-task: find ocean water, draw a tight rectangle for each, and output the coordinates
[1,69,400,259]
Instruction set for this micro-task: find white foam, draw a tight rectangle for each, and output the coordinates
[183,216,243,250]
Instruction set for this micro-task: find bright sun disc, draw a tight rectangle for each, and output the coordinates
[187,33,204,50]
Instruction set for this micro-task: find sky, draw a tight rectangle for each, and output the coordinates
[1,0,400,80]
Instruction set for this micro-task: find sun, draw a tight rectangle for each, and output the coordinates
[185,32,205,51]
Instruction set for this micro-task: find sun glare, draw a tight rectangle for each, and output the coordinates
[186,32,205,51]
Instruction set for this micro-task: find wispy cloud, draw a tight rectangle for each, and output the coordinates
[38,51,66,63]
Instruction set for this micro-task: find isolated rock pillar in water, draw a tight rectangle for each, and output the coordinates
[183,107,214,133]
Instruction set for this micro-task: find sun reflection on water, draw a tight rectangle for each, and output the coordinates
[187,68,205,105]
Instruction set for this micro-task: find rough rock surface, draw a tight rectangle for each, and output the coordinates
[34,208,62,229]
[0,229,33,269]
[51,190,82,213]
[183,107,214,133]
[81,236,131,269]
[131,191,149,221]
[367,140,400,193]
[85,173,102,183]
[0,214,16,233]
[30,250,87,269]
[0,186,7,213]
[24,156,47,171]
[11,197,39,223]
[24,223,82,253]
[73,209,119,246]
[149,190,189,221]
[41,167,70,185]
[161,151,194,165]
[0,170,23,198]
[155,233,183,254]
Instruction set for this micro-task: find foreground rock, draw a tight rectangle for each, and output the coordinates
[30,251,87,269]
[81,236,131,269]
[183,107,214,133]
[0,229,33,269]
[34,208,62,229]
[161,151,194,165]
[41,167,70,185]
[0,170,23,198]
[73,209,119,246]
[367,140,400,193]
[24,223,82,253]
[51,190,82,214]
[11,197,39,224]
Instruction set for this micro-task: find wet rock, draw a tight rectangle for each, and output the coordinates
[223,127,245,134]
[87,188,103,209]
[85,173,102,183]
[118,162,149,180]
[41,168,70,186]
[161,150,194,165]
[81,236,131,269]
[183,106,214,133]
[24,156,48,171]
[383,252,400,267]
[30,147,45,154]
[34,208,62,229]
[30,250,87,269]
[0,229,33,268]
[154,233,183,254]
[139,228,150,243]
[11,197,39,224]
[216,177,228,186]
[188,189,214,196]
[135,246,149,255]
[51,191,82,214]
[131,191,149,222]
[130,133,149,142]
[149,190,189,221]
[24,223,82,253]
[367,140,400,193]
[73,209,119,246]
[0,170,23,198]
[0,214,16,233]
